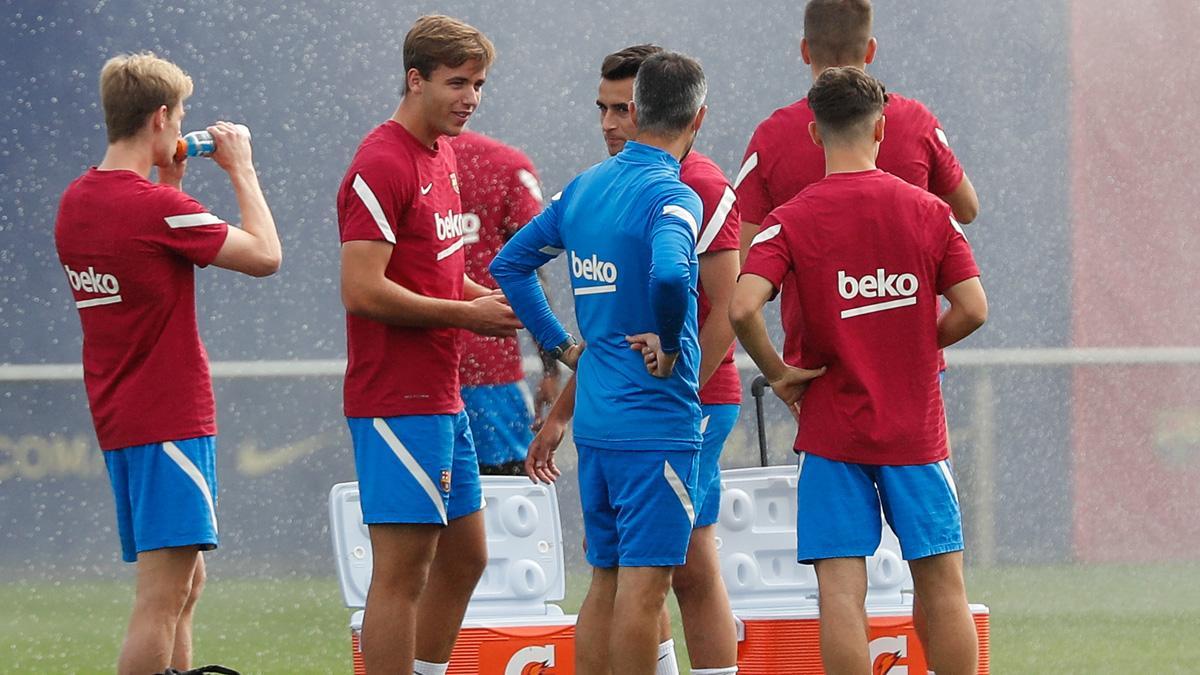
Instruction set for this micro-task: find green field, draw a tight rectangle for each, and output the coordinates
[2,564,1197,673]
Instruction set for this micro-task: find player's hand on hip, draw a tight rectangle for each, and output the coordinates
[526,420,565,484]
[559,342,585,371]
[626,332,678,378]
[769,365,827,417]
[209,121,254,173]
[465,293,523,337]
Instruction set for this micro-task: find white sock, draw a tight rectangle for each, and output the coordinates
[692,668,739,675]
[656,639,680,675]
[413,659,449,675]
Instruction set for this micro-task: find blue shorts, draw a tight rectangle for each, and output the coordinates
[577,445,700,568]
[347,413,484,526]
[104,436,219,564]
[461,382,535,467]
[795,452,963,562]
[695,404,740,527]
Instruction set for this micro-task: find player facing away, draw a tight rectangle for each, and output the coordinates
[735,0,979,365]
[54,52,281,675]
[731,67,987,675]
[336,16,521,675]
[491,51,708,675]
[448,130,561,476]
[531,44,741,675]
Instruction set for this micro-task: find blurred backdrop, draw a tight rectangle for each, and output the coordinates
[1,0,1197,585]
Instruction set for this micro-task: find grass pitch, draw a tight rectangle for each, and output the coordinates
[1,564,1196,673]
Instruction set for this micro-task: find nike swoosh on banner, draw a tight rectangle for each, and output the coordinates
[236,432,338,477]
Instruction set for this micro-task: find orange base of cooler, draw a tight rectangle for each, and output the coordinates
[736,606,990,674]
[352,622,576,675]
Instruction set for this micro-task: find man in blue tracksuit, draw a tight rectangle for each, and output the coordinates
[491,51,707,675]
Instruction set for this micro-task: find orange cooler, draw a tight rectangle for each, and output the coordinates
[716,466,991,673]
[331,478,576,675]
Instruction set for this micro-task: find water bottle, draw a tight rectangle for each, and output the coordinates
[174,124,251,162]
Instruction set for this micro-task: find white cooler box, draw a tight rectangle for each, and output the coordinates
[715,465,991,674]
[330,477,577,674]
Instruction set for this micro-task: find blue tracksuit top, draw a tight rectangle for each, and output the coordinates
[490,141,703,452]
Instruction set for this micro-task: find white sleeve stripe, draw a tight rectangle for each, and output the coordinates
[539,245,565,257]
[696,186,736,254]
[750,223,782,246]
[732,152,759,190]
[517,169,544,203]
[164,212,224,229]
[351,174,397,245]
[662,205,699,241]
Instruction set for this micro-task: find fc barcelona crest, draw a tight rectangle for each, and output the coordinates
[440,469,452,493]
[449,172,460,194]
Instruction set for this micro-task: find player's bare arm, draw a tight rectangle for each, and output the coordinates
[941,173,979,225]
[208,122,282,277]
[341,240,522,336]
[936,276,987,348]
[738,221,761,265]
[696,249,740,388]
[730,273,826,415]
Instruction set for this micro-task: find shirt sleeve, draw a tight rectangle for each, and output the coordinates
[691,169,741,256]
[924,109,966,197]
[338,159,409,245]
[489,194,571,351]
[149,189,230,267]
[733,126,772,225]
[503,160,544,238]
[936,205,980,292]
[650,190,702,354]
[740,212,794,298]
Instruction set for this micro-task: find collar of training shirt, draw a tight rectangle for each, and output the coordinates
[617,140,681,171]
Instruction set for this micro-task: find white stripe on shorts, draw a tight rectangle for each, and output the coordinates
[663,461,695,526]
[937,459,959,503]
[161,441,218,535]
[372,418,448,525]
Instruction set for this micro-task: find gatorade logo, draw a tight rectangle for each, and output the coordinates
[505,644,557,675]
[64,265,122,309]
[570,251,618,296]
[433,210,467,261]
[869,635,908,674]
[837,268,918,319]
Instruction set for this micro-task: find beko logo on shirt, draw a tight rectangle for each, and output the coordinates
[837,268,918,319]
[435,210,466,240]
[432,210,467,261]
[570,251,617,295]
[64,265,123,309]
[461,212,482,244]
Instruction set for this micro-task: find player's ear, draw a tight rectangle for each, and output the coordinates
[628,100,638,128]
[864,37,878,65]
[405,67,424,95]
[693,104,708,134]
[151,105,168,133]
[875,114,886,144]
[808,120,823,148]
[800,37,812,65]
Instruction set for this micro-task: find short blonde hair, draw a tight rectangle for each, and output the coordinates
[99,52,193,143]
[402,15,495,94]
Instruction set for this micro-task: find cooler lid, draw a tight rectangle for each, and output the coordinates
[714,465,912,612]
[330,476,567,615]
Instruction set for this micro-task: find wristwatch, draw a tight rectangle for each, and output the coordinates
[546,335,578,362]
